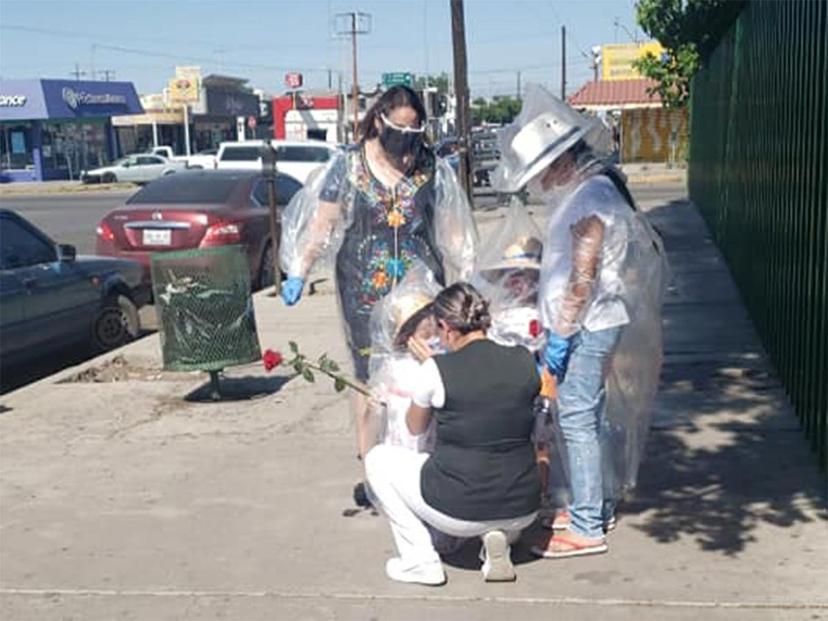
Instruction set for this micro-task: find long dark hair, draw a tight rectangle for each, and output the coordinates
[433,283,492,335]
[358,85,427,143]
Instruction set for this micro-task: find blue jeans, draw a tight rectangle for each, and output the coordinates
[557,326,621,539]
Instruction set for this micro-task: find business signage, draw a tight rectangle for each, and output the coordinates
[40,79,143,118]
[169,77,200,104]
[61,87,127,110]
[285,72,303,89]
[0,95,27,107]
[601,41,665,81]
[205,89,259,118]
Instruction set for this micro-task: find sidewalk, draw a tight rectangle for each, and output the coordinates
[1,193,826,620]
[621,162,687,185]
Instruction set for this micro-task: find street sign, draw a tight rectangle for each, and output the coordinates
[285,72,303,89]
[382,72,415,88]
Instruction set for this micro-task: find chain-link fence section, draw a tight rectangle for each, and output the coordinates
[151,245,261,372]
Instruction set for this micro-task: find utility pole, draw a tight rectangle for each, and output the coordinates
[327,68,332,90]
[70,63,86,81]
[450,0,473,203]
[516,70,522,101]
[335,12,371,142]
[561,26,567,99]
[99,69,115,82]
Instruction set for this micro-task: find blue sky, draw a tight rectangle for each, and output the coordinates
[0,0,642,98]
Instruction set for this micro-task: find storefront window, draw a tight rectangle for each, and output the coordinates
[0,123,34,171]
[42,120,110,178]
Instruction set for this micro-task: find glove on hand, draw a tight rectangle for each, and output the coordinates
[281,276,305,306]
[543,329,573,381]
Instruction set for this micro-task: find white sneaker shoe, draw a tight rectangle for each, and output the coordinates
[481,530,516,582]
[385,558,446,586]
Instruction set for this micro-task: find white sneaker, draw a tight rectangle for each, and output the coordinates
[481,530,516,582]
[385,558,446,586]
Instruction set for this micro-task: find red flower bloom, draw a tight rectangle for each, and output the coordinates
[529,319,541,338]
[262,349,283,371]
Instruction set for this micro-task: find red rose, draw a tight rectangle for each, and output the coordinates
[529,319,541,338]
[262,349,283,372]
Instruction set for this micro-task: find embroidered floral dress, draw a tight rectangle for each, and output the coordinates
[318,147,444,380]
[280,144,478,383]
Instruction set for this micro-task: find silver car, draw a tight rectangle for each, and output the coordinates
[82,154,182,185]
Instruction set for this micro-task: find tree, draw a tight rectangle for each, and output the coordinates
[414,73,450,95]
[471,95,522,126]
[633,0,745,107]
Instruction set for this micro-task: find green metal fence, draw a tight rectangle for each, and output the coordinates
[689,0,827,471]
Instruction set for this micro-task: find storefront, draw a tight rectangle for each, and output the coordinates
[190,76,260,152]
[273,92,342,143]
[0,78,143,182]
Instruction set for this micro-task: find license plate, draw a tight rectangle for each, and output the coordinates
[143,229,171,246]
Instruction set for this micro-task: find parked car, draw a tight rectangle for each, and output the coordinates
[81,154,184,185]
[149,146,217,170]
[216,140,336,184]
[94,170,303,290]
[0,210,150,366]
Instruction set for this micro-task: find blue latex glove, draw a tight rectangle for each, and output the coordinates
[281,276,305,306]
[543,329,573,381]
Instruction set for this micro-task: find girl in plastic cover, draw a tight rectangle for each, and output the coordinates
[279,85,478,467]
[493,84,667,559]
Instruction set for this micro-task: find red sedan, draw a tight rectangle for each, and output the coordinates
[95,170,302,290]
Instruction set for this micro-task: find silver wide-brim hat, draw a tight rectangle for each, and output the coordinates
[492,84,608,193]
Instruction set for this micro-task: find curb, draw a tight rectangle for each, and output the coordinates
[0,183,136,198]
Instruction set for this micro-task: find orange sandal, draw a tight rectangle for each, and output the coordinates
[532,531,608,559]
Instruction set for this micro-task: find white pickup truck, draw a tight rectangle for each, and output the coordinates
[149,146,217,170]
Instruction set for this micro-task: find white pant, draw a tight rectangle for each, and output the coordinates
[365,444,538,565]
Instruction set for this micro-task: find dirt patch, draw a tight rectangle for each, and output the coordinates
[60,355,196,384]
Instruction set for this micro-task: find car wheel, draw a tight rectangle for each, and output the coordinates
[258,242,277,290]
[92,294,139,351]
[189,165,203,170]
[102,172,117,183]
[162,169,176,176]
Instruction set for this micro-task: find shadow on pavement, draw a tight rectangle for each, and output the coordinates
[184,375,291,402]
[620,199,827,556]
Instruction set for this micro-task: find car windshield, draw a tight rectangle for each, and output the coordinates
[220,146,262,161]
[127,174,246,204]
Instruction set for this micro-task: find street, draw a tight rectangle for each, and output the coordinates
[0,181,685,396]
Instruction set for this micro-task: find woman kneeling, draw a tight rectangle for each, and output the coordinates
[365,283,541,585]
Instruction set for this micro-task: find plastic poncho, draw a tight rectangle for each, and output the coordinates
[367,263,441,453]
[473,198,545,353]
[279,145,477,381]
[540,170,668,500]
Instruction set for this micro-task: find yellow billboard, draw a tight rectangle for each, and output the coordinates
[601,41,665,81]
[168,77,200,104]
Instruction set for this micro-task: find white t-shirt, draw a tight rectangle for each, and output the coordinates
[411,357,446,409]
[541,174,631,333]
[376,356,436,452]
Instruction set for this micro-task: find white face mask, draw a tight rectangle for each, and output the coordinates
[426,337,445,354]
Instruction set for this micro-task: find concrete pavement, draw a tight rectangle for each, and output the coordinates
[1,190,826,620]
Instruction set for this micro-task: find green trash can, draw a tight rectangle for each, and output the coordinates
[151,246,261,376]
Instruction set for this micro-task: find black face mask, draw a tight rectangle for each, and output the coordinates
[379,127,422,164]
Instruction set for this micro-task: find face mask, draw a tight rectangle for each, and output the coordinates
[426,337,445,354]
[379,113,425,164]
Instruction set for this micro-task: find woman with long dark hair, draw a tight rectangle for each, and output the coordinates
[280,86,477,464]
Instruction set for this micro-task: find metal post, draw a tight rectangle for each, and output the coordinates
[561,26,567,99]
[351,13,359,139]
[263,139,282,297]
[183,105,191,156]
[450,0,473,204]
[209,370,221,401]
[517,70,522,101]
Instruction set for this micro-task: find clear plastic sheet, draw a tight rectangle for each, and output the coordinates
[491,83,611,194]
[367,263,441,453]
[279,151,477,283]
[491,83,667,503]
[473,198,545,352]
